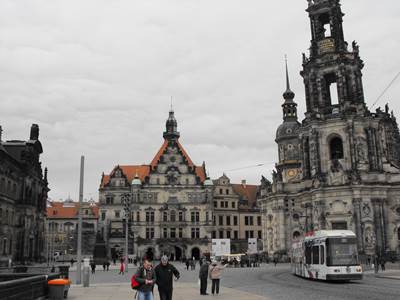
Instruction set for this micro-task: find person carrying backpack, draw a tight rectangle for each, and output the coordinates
[133,258,156,300]
[154,255,180,300]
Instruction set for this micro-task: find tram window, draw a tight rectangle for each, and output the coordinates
[320,245,325,265]
[305,245,312,264]
[312,246,320,264]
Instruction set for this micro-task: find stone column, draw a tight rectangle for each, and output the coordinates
[352,198,363,252]
[371,198,383,255]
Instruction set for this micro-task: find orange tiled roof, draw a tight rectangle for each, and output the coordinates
[102,138,206,186]
[232,184,259,208]
[47,201,99,219]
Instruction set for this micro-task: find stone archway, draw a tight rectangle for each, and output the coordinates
[174,246,182,261]
[145,247,154,261]
[191,247,200,260]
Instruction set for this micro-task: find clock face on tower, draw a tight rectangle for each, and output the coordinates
[287,169,297,178]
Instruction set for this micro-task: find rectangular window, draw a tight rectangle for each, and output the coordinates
[170,211,176,222]
[219,231,224,239]
[191,228,200,239]
[220,201,224,208]
[206,212,209,223]
[245,231,249,239]
[312,246,320,265]
[170,228,176,238]
[115,211,120,218]
[234,231,238,239]
[225,201,228,208]
[234,216,238,226]
[245,216,249,226]
[219,189,223,194]
[146,228,155,239]
[179,228,183,238]
[258,230,262,239]
[136,211,140,222]
[232,202,236,209]
[226,216,231,226]
[214,201,218,208]
[213,216,216,226]
[212,231,216,239]
[101,211,106,221]
[320,245,325,265]
[257,216,262,226]
[219,216,223,226]
[163,228,168,238]
[250,231,254,238]
[249,216,254,226]
[305,244,312,264]
[179,211,184,222]
[226,189,229,195]
[163,212,168,222]
[226,231,231,239]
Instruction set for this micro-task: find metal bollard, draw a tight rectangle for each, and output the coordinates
[83,258,90,287]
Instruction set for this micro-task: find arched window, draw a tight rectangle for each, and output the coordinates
[330,137,344,159]
[293,231,301,240]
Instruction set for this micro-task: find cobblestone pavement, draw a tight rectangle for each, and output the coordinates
[68,263,400,300]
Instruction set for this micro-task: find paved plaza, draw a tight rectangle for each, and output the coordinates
[67,263,400,300]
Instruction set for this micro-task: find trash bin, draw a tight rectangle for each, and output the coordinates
[48,278,71,299]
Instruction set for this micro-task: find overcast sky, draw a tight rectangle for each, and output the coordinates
[0,0,399,201]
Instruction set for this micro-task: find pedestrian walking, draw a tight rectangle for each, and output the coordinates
[119,258,125,275]
[199,259,209,295]
[380,257,386,271]
[135,258,156,300]
[103,262,106,271]
[106,260,110,271]
[209,261,226,295]
[273,257,278,267]
[90,261,96,274]
[155,255,180,300]
[185,259,190,271]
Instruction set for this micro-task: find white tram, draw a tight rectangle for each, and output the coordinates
[291,230,363,281]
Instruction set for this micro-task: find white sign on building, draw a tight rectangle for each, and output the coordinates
[248,238,258,254]
[211,239,231,256]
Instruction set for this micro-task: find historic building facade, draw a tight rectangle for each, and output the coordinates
[212,174,263,254]
[99,110,214,261]
[259,0,400,259]
[46,199,99,259]
[0,124,49,264]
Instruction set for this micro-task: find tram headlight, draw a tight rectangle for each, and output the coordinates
[356,267,362,273]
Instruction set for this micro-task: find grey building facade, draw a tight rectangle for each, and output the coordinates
[0,124,49,264]
[259,0,400,259]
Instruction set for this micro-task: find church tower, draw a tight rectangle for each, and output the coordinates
[275,60,302,183]
[301,0,366,119]
[259,0,400,259]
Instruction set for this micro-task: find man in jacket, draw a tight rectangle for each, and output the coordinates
[198,259,209,295]
[135,258,156,300]
[155,255,180,300]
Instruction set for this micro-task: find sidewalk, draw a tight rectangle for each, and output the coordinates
[68,282,270,300]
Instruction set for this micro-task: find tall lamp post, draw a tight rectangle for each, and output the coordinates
[122,193,132,272]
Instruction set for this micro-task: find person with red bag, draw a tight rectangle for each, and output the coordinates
[133,258,156,300]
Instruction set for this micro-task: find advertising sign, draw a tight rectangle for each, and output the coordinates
[211,239,231,256]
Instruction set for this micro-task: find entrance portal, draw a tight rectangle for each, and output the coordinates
[191,247,200,260]
[146,248,154,261]
[175,246,182,261]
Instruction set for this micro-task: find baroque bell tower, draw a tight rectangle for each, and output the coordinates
[302,0,366,119]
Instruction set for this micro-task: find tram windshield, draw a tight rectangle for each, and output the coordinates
[326,237,359,266]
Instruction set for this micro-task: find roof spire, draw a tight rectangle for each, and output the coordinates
[170,96,173,112]
[285,55,291,91]
[283,55,295,101]
[163,107,180,140]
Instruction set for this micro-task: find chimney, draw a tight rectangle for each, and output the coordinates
[30,124,39,140]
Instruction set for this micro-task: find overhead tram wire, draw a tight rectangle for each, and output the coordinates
[371,71,400,108]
